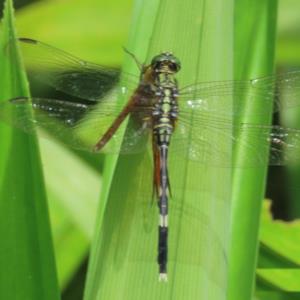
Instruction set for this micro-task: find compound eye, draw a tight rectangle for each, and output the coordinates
[169,63,178,72]
[154,61,162,70]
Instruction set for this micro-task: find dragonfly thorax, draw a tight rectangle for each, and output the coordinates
[152,84,179,146]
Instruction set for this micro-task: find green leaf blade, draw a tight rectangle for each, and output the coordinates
[84,0,233,299]
[228,1,278,300]
[0,1,60,299]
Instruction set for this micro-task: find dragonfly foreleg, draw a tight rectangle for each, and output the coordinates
[123,47,143,71]
[93,96,137,152]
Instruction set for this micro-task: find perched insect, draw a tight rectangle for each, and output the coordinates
[2,38,300,281]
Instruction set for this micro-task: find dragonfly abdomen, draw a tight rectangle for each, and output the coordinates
[152,82,178,281]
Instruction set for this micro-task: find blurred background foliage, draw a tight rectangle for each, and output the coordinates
[1,0,300,299]
[0,0,133,299]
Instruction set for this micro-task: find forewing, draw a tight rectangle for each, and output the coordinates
[18,38,139,101]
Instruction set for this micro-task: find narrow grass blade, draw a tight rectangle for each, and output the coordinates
[259,200,300,268]
[39,137,101,289]
[256,291,300,300]
[257,269,300,292]
[0,0,60,299]
[257,201,300,295]
[84,0,233,299]
[228,1,278,300]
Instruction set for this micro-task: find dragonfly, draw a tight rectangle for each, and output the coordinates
[2,37,300,281]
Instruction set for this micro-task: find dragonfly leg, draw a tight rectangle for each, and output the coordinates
[93,96,136,152]
[123,47,143,71]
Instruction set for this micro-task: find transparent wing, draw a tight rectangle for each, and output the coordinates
[17,38,139,101]
[0,94,152,154]
[179,71,300,117]
[4,96,299,165]
[171,111,300,167]
[17,38,300,117]
[129,198,227,288]
[109,156,227,288]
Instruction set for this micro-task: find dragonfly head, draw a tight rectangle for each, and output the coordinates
[151,52,181,74]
